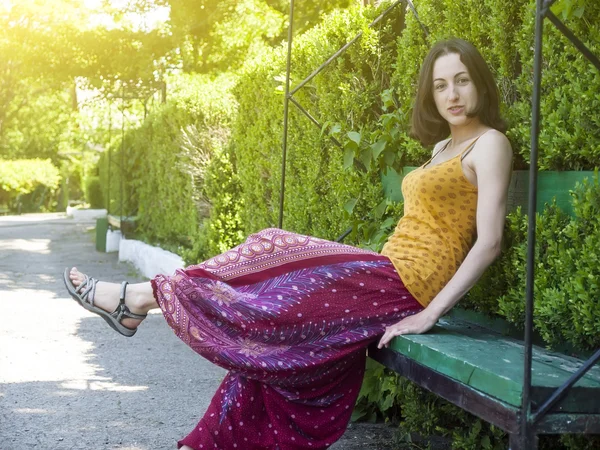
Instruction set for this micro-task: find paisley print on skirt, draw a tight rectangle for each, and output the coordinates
[152,228,422,450]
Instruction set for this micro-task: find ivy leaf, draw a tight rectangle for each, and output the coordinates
[344,198,358,215]
[371,139,387,159]
[481,435,491,448]
[373,198,387,219]
[381,89,395,110]
[359,147,373,169]
[381,216,397,228]
[350,409,367,422]
[343,146,355,170]
[383,149,396,166]
[347,131,361,145]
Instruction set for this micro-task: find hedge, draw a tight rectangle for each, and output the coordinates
[0,158,61,212]
[99,73,239,254]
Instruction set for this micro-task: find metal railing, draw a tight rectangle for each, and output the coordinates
[522,0,600,447]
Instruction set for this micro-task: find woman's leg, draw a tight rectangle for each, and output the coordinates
[151,229,423,449]
[67,267,158,329]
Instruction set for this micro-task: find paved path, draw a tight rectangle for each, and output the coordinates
[0,214,397,450]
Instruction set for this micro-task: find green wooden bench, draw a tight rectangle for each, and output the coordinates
[368,312,600,449]
[107,214,137,238]
[95,214,138,252]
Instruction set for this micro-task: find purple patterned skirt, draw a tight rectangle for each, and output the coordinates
[151,228,422,450]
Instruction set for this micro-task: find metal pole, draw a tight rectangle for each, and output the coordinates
[278,0,294,229]
[107,101,112,213]
[121,83,125,222]
[521,0,545,446]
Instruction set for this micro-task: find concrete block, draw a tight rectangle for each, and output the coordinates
[106,229,122,253]
[66,207,108,221]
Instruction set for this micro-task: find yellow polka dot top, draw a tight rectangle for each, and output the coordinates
[381,139,479,307]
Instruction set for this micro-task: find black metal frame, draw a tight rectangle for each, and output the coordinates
[279,1,600,448]
[521,0,600,447]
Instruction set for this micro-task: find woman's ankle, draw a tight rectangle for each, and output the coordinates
[128,282,158,313]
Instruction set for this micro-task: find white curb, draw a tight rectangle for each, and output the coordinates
[118,237,185,279]
[66,207,108,220]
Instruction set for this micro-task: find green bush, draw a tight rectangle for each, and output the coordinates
[0,158,61,212]
[84,176,104,209]
[98,73,237,250]
[495,174,600,351]
[181,147,245,265]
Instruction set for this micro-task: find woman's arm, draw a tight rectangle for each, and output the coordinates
[378,131,513,348]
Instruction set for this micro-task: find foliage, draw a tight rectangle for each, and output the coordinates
[0,158,61,211]
[99,72,238,252]
[181,147,245,265]
[494,174,600,351]
[509,0,600,170]
[85,176,104,209]
[165,0,352,73]
[552,0,590,20]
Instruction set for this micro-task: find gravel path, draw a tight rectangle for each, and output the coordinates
[0,214,398,450]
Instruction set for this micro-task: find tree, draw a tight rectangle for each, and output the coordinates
[0,0,174,160]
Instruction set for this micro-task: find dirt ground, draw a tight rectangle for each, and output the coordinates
[0,213,403,450]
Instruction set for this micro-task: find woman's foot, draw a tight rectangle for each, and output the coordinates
[67,267,157,331]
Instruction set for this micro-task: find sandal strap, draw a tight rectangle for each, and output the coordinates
[110,281,147,322]
[76,275,97,307]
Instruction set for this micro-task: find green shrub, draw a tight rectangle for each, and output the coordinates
[181,147,245,265]
[84,176,104,209]
[494,174,600,351]
[0,158,61,212]
[98,73,237,251]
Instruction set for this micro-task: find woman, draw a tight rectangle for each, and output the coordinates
[64,38,512,450]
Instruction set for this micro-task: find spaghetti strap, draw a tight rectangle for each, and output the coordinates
[459,139,478,160]
[460,130,491,160]
[422,139,451,168]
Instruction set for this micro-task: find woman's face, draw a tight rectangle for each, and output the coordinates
[431,52,479,129]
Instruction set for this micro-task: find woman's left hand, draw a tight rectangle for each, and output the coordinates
[377,309,439,348]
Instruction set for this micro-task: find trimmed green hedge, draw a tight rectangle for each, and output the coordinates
[99,73,239,254]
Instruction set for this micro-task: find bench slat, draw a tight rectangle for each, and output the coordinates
[389,317,600,413]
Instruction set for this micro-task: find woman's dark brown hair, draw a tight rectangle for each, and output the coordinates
[411,38,506,146]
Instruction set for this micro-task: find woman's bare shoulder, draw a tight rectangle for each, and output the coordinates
[470,129,513,176]
[477,129,512,152]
